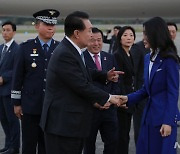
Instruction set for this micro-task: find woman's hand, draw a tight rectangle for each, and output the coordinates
[160,124,172,137]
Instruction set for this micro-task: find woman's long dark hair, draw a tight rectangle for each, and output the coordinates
[143,17,180,62]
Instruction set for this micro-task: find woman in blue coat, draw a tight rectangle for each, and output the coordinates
[120,17,180,154]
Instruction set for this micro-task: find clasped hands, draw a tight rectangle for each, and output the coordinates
[94,95,128,110]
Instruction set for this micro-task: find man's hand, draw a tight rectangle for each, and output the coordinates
[93,103,103,110]
[93,102,110,110]
[109,95,125,106]
[107,67,124,82]
[160,124,172,137]
[102,101,111,110]
[0,76,4,85]
[14,105,23,119]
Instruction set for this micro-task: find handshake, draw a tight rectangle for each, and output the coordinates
[94,95,128,110]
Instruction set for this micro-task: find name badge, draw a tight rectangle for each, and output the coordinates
[30,54,39,57]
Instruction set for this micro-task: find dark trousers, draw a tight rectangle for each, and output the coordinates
[44,132,84,154]
[117,110,132,154]
[21,113,45,154]
[0,95,20,149]
[83,109,118,154]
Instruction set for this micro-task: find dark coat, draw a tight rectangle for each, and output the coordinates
[11,37,59,115]
[0,41,19,96]
[83,50,119,95]
[130,41,150,90]
[40,38,109,138]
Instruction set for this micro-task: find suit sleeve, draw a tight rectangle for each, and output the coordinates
[127,85,148,106]
[163,58,179,125]
[103,35,111,44]
[90,68,107,84]
[11,45,25,106]
[49,50,110,106]
[2,71,13,83]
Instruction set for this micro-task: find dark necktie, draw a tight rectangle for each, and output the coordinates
[80,52,86,66]
[43,44,48,52]
[94,54,101,70]
[0,45,8,62]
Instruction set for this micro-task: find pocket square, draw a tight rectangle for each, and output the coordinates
[156,68,162,72]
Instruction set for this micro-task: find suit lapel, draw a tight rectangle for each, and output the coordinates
[100,52,107,71]
[149,54,163,84]
[121,49,134,74]
[63,38,91,80]
[0,45,3,55]
[84,50,97,69]
[0,41,15,66]
[144,54,150,94]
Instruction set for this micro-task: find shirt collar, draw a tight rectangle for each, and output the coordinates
[38,37,52,47]
[65,36,82,56]
[4,39,14,49]
[150,49,159,61]
[88,50,101,59]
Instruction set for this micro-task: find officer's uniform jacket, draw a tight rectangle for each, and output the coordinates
[11,37,59,115]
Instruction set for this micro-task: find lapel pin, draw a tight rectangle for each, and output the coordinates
[33,49,37,54]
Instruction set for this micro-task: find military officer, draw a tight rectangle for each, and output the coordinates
[11,9,60,154]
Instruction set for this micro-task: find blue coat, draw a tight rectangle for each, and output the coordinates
[127,53,180,154]
[11,37,59,115]
[0,41,19,96]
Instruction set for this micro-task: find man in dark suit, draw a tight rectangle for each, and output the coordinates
[103,26,121,54]
[11,9,60,154]
[0,21,20,154]
[167,22,178,41]
[83,27,119,154]
[40,11,123,154]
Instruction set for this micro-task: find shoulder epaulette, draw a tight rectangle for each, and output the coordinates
[20,39,34,45]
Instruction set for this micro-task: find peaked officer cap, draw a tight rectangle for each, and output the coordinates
[33,9,60,25]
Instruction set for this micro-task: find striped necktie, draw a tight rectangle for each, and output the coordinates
[94,54,102,70]
[0,45,8,62]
